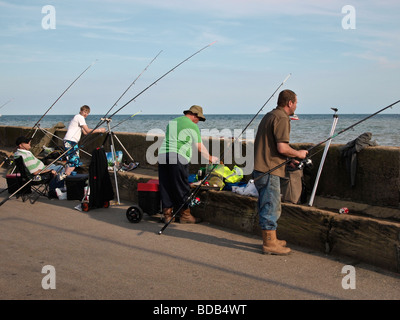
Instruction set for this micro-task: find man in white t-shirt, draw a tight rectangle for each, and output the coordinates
[64,105,106,175]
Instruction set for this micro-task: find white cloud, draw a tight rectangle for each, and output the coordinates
[97,0,341,18]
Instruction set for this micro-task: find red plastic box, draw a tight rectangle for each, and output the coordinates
[137,179,160,215]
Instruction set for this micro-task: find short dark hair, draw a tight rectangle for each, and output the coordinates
[16,136,31,146]
[277,90,296,107]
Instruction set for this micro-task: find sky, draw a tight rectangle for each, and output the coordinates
[0,0,399,115]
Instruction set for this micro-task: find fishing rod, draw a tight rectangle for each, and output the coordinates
[158,73,292,235]
[1,117,109,207]
[238,74,291,137]
[77,51,162,157]
[0,98,14,110]
[1,44,215,207]
[90,42,216,135]
[28,60,97,138]
[111,110,142,131]
[253,99,400,183]
[77,42,216,155]
[2,62,97,206]
[0,120,109,207]
[0,145,76,207]
[94,50,162,130]
[29,51,162,176]
[78,43,215,156]
[35,52,160,163]
[37,125,92,157]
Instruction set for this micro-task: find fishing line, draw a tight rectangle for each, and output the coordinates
[63,51,162,155]
[28,60,97,138]
[0,98,14,110]
[1,44,215,207]
[90,42,216,135]
[159,98,400,234]
[110,110,142,131]
[94,50,162,131]
[158,73,292,234]
[37,125,92,157]
[76,43,216,154]
[27,51,159,165]
[253,99,400,183]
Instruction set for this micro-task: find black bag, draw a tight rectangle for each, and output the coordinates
[66,174,88,200]
[88,147,114,209]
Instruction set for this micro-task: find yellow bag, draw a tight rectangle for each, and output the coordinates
[225,166,243,183]
[206,165,244,190]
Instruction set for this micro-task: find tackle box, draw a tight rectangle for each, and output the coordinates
[6,173,31,194]
[137,179,160,215]
[66,173,89,200]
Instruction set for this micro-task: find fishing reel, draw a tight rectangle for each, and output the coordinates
[189,197,201,207]
[0,156,13,168]
[298,158,313,170]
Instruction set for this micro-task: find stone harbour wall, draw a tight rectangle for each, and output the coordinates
[1,124,398,208]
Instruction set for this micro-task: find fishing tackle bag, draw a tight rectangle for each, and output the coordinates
[280,166,305,204]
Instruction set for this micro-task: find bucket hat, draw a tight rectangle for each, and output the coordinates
[183,105,206,121]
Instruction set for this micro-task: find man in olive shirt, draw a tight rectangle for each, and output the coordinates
[158,105,218,224]
[253,90,308,255]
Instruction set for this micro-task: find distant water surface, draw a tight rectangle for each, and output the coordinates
[0,113,399,146]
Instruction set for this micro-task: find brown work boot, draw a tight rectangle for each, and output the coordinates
[179,207,202,224]
[277,238,287,247]
[262,230,291,255]
[162,207,174,223]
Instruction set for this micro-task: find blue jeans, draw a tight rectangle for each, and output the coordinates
[47,164,64,174]
[48,164,65,186]
[253,171,281,230]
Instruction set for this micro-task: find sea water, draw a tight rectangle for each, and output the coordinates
[0,113,399,147]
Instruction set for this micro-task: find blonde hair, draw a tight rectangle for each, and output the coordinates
[80,105,90,112]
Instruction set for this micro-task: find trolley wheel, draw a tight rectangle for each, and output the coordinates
[126,205,143,223]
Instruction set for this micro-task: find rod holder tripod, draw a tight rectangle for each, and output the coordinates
[101,118,136,205]
[308,108,339,206]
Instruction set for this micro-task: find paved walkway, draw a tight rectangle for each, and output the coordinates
[0,173,399,302]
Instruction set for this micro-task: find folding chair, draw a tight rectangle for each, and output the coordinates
[13,156,53,204]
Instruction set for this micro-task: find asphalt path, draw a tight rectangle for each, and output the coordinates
[1,190,399,302]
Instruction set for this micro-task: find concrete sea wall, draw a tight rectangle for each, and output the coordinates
[1,124,398,207]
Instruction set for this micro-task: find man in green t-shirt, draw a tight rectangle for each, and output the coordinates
[158,105,218,224]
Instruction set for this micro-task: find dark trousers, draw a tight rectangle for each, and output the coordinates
[158,153,190,212]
